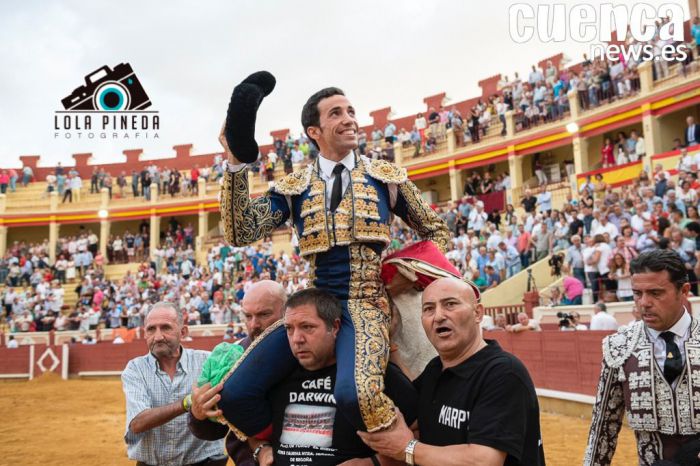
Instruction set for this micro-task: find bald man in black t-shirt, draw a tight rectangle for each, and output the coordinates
[358,277,545,466]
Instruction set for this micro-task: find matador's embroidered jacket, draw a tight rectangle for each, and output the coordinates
[219,153,449,271]
[584,319,700,466]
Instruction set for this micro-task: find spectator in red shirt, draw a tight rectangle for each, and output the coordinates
[0,170,9,194]
[190,165,200,195]
[601,137,615,168]
[516,223,532,268]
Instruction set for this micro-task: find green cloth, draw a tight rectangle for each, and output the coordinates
[197,342,245,387]
[220,245,231,261]
[473,276,488,290]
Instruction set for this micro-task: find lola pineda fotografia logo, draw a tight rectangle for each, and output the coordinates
[54,62,160,140]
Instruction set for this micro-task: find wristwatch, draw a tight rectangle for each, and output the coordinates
[253,443,271,463]
[182,394,192,412]
[405,439,419,465]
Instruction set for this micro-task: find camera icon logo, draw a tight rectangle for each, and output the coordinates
[61,63,152,111]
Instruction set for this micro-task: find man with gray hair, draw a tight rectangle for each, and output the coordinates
[121,301,226,466]
[566,234,586,284]
[589,302,619,331]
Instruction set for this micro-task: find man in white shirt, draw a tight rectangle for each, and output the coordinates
[636,221,659,253]
[267,149,278,166]
[630,203,650,234]
[630,130,645,160]
[592,216,619,241]
[70,174,82,199]
[589,302,619,331]
[507,312,542,332]
[485,224,503,251]
[537,186,552,213]
[678,147,694,172]
[468,202,487,235]
[290,145,304,164]
[87,232,99,255]
[77,234,88,253]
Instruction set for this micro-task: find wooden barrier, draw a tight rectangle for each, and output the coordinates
[485,330,612,396]
[0,331,612,399]
[483,304,524,325]
[0,324,231,347]
[0,345,31,379]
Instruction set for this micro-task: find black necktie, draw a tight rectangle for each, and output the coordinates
[660,331,683,384]
[330,164,345,212]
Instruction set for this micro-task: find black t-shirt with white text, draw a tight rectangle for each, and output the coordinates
[270,362,417,466]
[414,340,545,465]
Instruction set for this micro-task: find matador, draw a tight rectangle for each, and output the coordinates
[216,73,449,438]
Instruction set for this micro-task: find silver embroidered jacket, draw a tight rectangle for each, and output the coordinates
[584,319,700,466]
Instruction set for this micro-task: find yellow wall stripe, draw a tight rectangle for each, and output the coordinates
[581,107,642,132]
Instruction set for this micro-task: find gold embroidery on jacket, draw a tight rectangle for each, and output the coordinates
[298,178,330,256]
[354,199,381,221]
[221,170,283,246]
[363,158,408,184]
[353,182,379,201]
[272,166,313,195]
[397,181,449,252]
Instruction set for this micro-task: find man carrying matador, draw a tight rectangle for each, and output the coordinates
[216,72,449,438]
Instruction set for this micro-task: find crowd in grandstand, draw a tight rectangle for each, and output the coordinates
[4,111,700,335]
[9,159,227,203]
[249,17,694,173]
[1,231,315,336]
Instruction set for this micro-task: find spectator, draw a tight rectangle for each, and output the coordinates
[591,234,612,300]
[566,234,586,284]
[537,185,552,214]
[561,273,584,305]
[630,130,645,160]
[484,264,501,289]
[467,201,487,236]
[498,241,521,278]
[359,277,545,466]
[521,189,537,213]
[589,302,619,330]
[21,165,33,187]
[121,302,226,465]
[601,137,615,168]
[62,175,73,203]
[609,253,633,301]
[560,311,588,330]
[517,223,533,268]
[507,312,542,333]
[533,221,553,261]
[0,170,9,194]
[685,115,700,147]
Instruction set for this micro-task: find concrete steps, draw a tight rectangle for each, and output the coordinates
[3,180,223,213]
[104,262,140,282]
[61,280,80,308]
[481,253,560,307]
